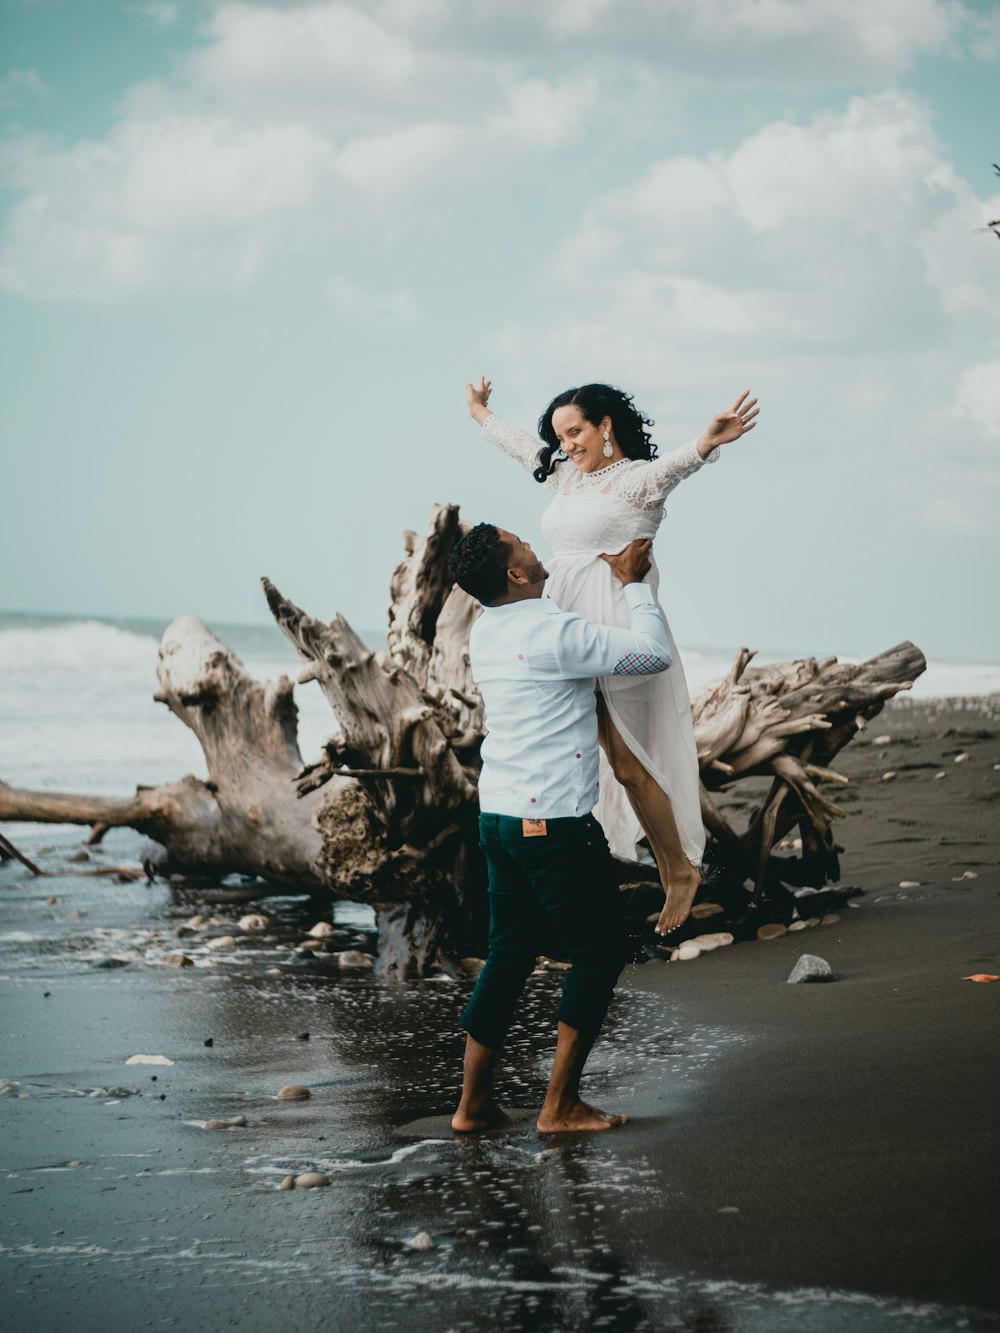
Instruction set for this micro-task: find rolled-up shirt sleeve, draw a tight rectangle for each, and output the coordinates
[546,584,672,679]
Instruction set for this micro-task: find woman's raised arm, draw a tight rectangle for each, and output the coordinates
[617,391,758,508]
[466,377,554,483]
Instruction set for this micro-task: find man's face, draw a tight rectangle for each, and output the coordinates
[497,529,548,593]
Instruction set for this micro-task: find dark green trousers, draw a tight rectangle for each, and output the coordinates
[460,812,626,1052]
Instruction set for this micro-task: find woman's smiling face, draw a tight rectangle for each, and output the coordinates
[550,404,615,473]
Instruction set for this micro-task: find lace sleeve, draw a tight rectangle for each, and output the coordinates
[480,413,554,486]
[614,438,720,510]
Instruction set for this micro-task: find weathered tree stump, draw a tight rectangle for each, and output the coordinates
[0,505,926,975]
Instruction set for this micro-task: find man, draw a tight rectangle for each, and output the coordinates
[447,523,673,1135]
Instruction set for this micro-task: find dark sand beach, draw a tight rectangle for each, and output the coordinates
[2,696,998,1331]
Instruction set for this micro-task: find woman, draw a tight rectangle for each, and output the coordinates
[466,378,757,934]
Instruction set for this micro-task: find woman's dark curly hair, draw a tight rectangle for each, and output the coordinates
[534,383,657,484]
[448,522,511,605]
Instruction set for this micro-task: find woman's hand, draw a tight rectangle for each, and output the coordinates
[696,390,758,458]
[466,376,493,424]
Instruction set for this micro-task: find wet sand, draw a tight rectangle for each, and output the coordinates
[1,696,999,1330]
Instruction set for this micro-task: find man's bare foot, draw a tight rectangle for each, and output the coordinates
[655,866,701,935]
[451,1100,513,1134]
[536,1098,630,1134]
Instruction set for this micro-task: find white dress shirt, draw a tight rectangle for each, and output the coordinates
[470,582,672,820]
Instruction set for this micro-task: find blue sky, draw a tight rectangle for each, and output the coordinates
[2,0,998,664]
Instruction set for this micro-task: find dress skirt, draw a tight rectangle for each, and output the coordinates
[545,551,705,869]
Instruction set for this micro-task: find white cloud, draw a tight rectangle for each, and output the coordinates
[515,90,1000,379]
[325,273,421,330]
[0,118,330,299]
[0,68,48,107]
[920,496,985,535]
[952,360,1000,439]
[129,1,182,27]
[378,0,969,84]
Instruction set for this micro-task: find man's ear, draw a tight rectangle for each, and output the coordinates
[507,564,529,587]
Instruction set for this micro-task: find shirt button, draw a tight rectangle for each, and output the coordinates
[517,654,523,660]
[575,753,581,759]
[530,797,536,804]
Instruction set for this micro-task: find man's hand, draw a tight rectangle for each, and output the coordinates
[600,539,652,585]
[696,390,758,458]
[466,376,493,424]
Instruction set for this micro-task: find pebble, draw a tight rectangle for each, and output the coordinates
[460,957,486,977]
[954,752,969,764]
[294,1172,331,1189]
[203,1115,248,1130]
[276,1084,311,1100]
[787,920,808,931]
[66,850,90,863]
[757,923,787,941]
[164,953,194,968]
[934,772,946,780]
[952,870,978,881]
[881,771,896,782]
[205,935,236,951]
[690,902,724,919]
[337,950,374,970]
[673,944,701,961]
[297,939,326,952]
[45,896,58,905]
[686,932,733,952]
[265,968,281,976]
[718,1206,740,1215]
[820,913,840,924]
[277,1175,295,1190]
[238,914,268,931]
[308,921,334,938]
[787,954,836,984]
[873,734,891,745]
[184,914,208,929]
[404,1231,434,1251]
[125,1054,174,1066]
[899,880,921,889]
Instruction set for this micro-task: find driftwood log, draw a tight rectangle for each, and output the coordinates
[0,504,925,977]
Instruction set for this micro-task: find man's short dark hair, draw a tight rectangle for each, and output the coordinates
[448,523,511,604]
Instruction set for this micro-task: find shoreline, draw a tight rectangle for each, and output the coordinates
[1,695,998,1328]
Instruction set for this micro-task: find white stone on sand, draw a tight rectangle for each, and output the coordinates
[337,950,373,970]
[899,880,921,889]
[686,932,733,952]
[294,1172,331,1189]
[308,921,334,938]
[787,954,835,983]
[164,954,194,967]
[238,914,268,931]
[276,1084,311,1100]
[206,935,236,950]
[125,1054,174,1066]
[404,1231,434,1251]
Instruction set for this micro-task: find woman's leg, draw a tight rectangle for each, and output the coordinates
[596,695,700,933]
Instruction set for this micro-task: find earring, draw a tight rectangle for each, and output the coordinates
[602,430,613,458]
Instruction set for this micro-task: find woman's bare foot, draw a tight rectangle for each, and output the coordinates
[656,866,701,934]
[451,1099,513,1134]
[536,1098,630,1134]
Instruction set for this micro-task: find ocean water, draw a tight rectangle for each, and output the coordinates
[1,613,997,800]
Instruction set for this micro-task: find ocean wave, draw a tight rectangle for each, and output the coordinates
[0,621,159,671]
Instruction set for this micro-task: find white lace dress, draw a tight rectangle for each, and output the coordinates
[481,413,720,867]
